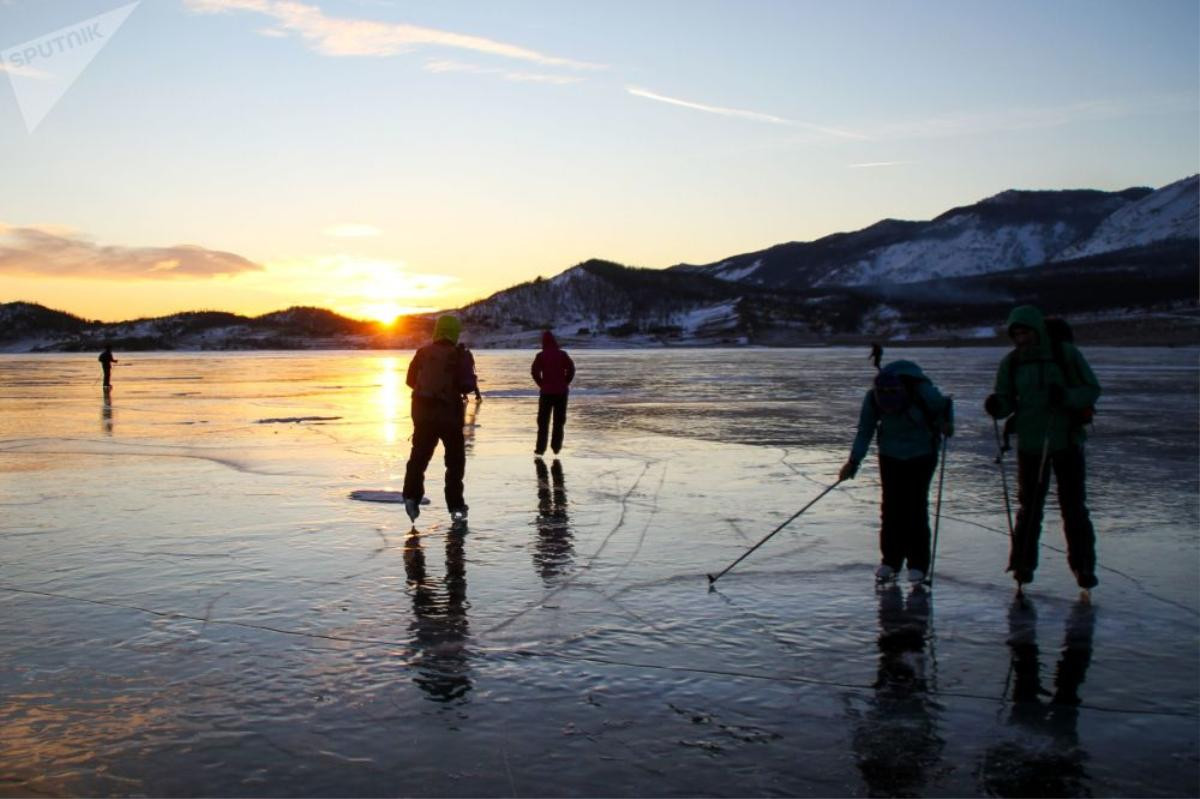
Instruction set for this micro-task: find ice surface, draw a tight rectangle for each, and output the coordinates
[1,348,1197,797]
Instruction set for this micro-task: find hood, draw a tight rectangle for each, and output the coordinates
[1005,305,1049,351]
[879,360,926,380]
[433,315,461,344]
[541,330,559,350]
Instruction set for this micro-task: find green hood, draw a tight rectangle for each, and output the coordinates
[433,314,461,344]
[1006,305,1049,355]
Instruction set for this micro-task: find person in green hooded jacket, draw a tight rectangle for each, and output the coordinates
[984,305,1101,590]
[402,315,478,525]
[840,360,954,584]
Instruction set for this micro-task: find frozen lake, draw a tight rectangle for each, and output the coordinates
[1,347,1197,797]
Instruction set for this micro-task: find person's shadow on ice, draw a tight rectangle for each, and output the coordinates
[849,583,944,797]
[977,596,1096,797]
[532,458,573,582]
[403,529,472,703]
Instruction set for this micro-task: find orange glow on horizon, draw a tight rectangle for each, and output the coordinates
[359,301,432,326]
[0,255,467,324]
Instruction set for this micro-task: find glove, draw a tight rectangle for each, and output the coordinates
[941,420,955,438]
[839,460,859,482]
[1048,384,1066,407]
[984,393,1002,419]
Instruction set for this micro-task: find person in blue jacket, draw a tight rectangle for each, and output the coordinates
[840,360,954,583]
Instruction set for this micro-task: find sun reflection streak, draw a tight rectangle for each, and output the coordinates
[379,357,400,444]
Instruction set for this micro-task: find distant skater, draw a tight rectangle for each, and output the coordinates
[869,342,883,370]
[531,330,575,456]
[402,315,478,524]
[840,360,954,584]
[98,345,118,388]
[985,306,1101,591]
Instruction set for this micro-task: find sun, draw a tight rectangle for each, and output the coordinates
[326,258,453,324]
[362,301,408,326]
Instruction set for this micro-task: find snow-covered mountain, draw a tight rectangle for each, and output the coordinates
[1054,175,1199,260]
[0,305,391,352]
[676,177,1196,289]
[456,260,747,346]
[3,176,1195,351]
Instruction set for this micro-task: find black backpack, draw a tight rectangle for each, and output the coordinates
[415,344,474,403]
[872,371,942,445]
[1006,316,1095,427]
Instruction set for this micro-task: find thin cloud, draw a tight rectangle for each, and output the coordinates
[627,86,866,140]
[423,59,582,85]
[0,226,262,279]
[874,94,1196,141]
[186,0,604,71]
[323,223,382,238]
[848,161,914,169]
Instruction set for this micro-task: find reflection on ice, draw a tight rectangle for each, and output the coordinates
[0,348,1195,797]
[849,584,943,798]
[979,596,1096,797]
[101,387,114,436]
[532,458,574,581]
[405,530,472,703]
[377,356,403,445]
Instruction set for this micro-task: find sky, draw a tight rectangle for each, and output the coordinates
[0,0,1196,323]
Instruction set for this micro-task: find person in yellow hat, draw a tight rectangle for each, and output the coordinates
[402,315,477,525]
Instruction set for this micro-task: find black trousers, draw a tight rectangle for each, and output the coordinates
[536,393,568,454]
[1010,445,1095,579]
[403,397,466,510]
[878,453,938,573]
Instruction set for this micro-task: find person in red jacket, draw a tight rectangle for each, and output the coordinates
[531,330,575,456]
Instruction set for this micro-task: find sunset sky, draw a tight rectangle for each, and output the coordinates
[0,0,1196,323]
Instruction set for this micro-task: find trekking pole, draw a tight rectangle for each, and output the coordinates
[707,479,843,586]
[926,434,949,588]
[992,418,1015,538]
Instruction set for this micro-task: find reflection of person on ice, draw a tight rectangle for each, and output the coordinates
[99,345,118,388]
[402,315,478,525]
[985,306,1101,591]
[531,330,575,456]
[840,360,954,584]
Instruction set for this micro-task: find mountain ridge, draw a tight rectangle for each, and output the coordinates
[3,175,1196,351]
